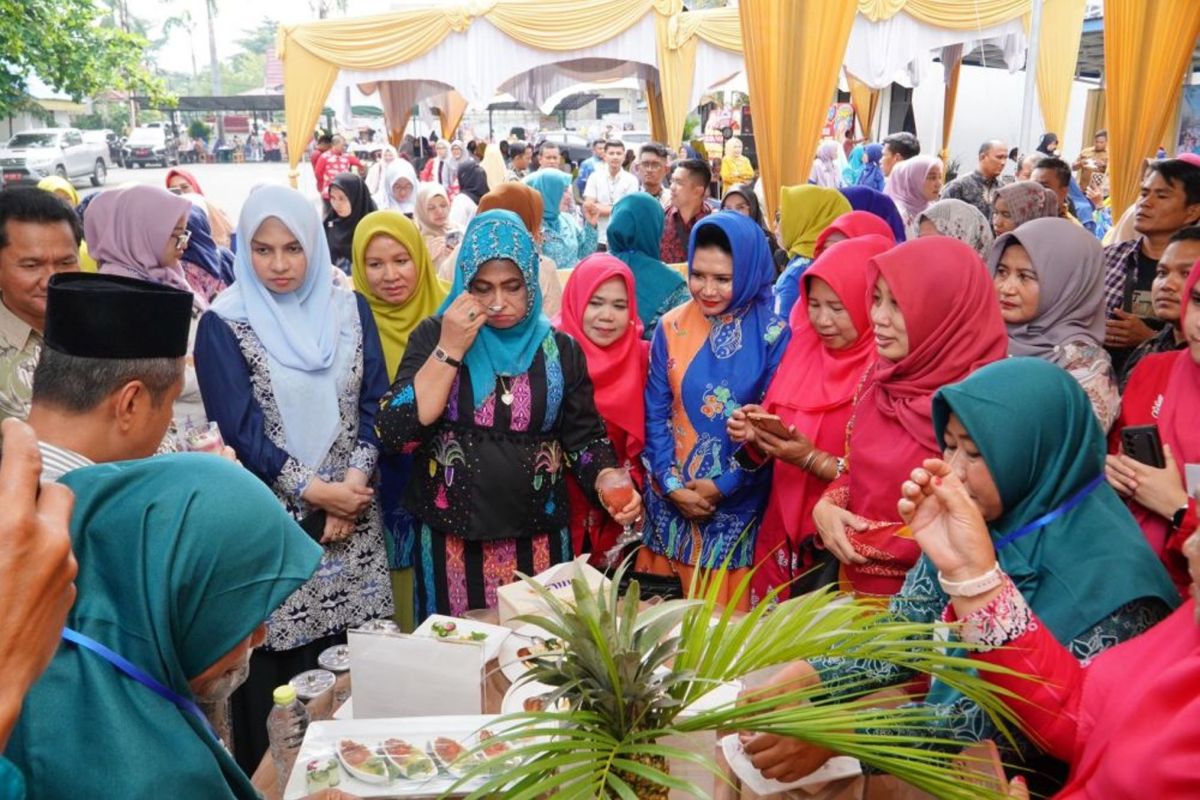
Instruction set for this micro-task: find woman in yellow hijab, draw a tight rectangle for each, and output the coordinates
[351,210,448,630]
[772,184,852,319]
[37,176,97,272]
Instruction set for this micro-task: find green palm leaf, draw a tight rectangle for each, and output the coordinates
[453,555,1033,799]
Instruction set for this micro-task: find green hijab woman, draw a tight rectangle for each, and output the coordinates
[4,454,321,799]
[606,192,690,338]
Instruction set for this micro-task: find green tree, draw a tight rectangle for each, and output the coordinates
[0,0,173,118]
[236,17,278,56]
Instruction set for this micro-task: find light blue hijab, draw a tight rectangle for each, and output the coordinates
[211,185,358,468]
[438,209,550,408]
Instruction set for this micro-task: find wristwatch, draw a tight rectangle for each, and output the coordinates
[938,562,1004,598]
[432,346,462,368]
[1170,503,1190,531]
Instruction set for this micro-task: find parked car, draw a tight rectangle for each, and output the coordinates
[534,130,594,168]
[0,128,109,188]
[81,129,125,168]
[124,126,179,168]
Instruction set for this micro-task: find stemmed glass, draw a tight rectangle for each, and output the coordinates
[597,467,641,566]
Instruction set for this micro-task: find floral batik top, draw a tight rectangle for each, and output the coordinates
[376,317,618,543]
[642,299,789,569]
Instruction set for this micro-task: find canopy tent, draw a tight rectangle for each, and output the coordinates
[274,0,1114,214]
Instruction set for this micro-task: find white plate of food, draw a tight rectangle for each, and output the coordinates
[282,715,519,799]
[496,623,563,683]
[412,614,511,663]
[500,677,573,716]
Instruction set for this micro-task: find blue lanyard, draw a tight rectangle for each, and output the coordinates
[62,627,217,738]
[994,474,1106,550]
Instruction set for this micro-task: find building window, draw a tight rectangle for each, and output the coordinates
[596,98,620,117]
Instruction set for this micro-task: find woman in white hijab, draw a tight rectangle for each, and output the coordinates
[377,157,419,216]
[366,145,398,197]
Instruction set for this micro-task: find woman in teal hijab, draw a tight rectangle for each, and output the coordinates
[606,192,690,339]
[4,454,322,799]
[744,358,1179,790]
[377,210,641,620]
[524,169,597,271]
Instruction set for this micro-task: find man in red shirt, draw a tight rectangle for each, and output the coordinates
[659,159,713,265]
[315,135,363,201]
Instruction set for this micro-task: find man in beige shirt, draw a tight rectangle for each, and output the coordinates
[0,189,82,441]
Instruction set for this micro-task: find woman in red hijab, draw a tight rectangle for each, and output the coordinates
[165,168,235,249]
[1106,262,1200,596]
[812,210,896,257]
[555,254,650,565]
[811,237,1007,598]
[728,236,892,603]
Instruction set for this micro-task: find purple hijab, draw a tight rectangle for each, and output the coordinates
[85,185,197,298]
[885,155,940,221]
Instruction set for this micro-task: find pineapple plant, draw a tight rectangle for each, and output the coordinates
[454,555,1029,799]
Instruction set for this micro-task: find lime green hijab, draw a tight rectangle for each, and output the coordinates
[931,358,1178,641]
[352,210,449,380]
[5,454,322,799]
[779,184,851,259]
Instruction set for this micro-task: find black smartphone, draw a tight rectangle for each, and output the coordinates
[1121,424,1166,468]
[733,443,767,472]
[298,509,328,543]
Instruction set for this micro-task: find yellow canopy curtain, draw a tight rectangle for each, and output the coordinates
[940,45,963,162]
[739,0,858,223]
[847,74,881,138]
[432,91,470,141]
[857,0,1030,27]
[654,6,740,148]
[1103,0,1200,216]
[1033,0,1087,139]
[278,0,679,182]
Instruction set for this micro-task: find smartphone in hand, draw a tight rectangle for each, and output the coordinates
[746,412,790,439]
[1122,424,1166,468]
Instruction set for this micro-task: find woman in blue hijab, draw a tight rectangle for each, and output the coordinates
[193,184,392,771]
[842,143,866,186]
[855,143,886,192]
[180,203,235,303]
[639,211,791,609]
[376,210,641,621]
[840,185,908,243]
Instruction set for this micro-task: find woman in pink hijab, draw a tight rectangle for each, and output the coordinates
[884,155,944,239]
[84,184,211,447]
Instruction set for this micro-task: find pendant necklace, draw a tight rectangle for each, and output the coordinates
[499,375,514,406]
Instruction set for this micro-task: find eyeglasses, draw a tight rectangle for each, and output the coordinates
[174,230,192,248]
[639,160,665,171]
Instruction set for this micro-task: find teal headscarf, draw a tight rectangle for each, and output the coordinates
[607,192,685,330]
[5,454,322,799]
[525,169,570,226]
[932,358,1179,641]
[438,209,550,407]
[842,144,865,185]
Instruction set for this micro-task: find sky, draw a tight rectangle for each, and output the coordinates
[125,0,404,74]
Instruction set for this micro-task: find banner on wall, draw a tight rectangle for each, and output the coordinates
[823,102,856,140]
[1177,85,1200,156]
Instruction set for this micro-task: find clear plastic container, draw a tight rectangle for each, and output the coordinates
[267,684,310,783]
[289,668,336,702]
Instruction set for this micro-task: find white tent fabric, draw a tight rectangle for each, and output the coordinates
[499,58,659,111]
[844,11,1027,88]
[329,13,657,108]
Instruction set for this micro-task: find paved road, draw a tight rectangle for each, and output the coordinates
[77,160,321,221]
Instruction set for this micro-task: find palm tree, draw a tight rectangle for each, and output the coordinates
[309,0,348,19]
[162,10,198,81]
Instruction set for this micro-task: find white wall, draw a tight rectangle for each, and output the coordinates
[908,59,1093,174]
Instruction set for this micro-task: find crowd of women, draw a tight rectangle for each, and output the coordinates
[10,129,1200,797]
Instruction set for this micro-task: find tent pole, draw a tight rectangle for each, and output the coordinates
[1018,0,1044,155]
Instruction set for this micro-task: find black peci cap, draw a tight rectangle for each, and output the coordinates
[44,273,193,359]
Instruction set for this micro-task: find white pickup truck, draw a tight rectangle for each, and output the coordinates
[0,127,109,188]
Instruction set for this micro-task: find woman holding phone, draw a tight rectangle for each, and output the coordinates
[728,236,893,603]
[1105,265,1200,596]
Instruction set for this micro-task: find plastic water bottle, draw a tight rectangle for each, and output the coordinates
[267,684,310,783]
